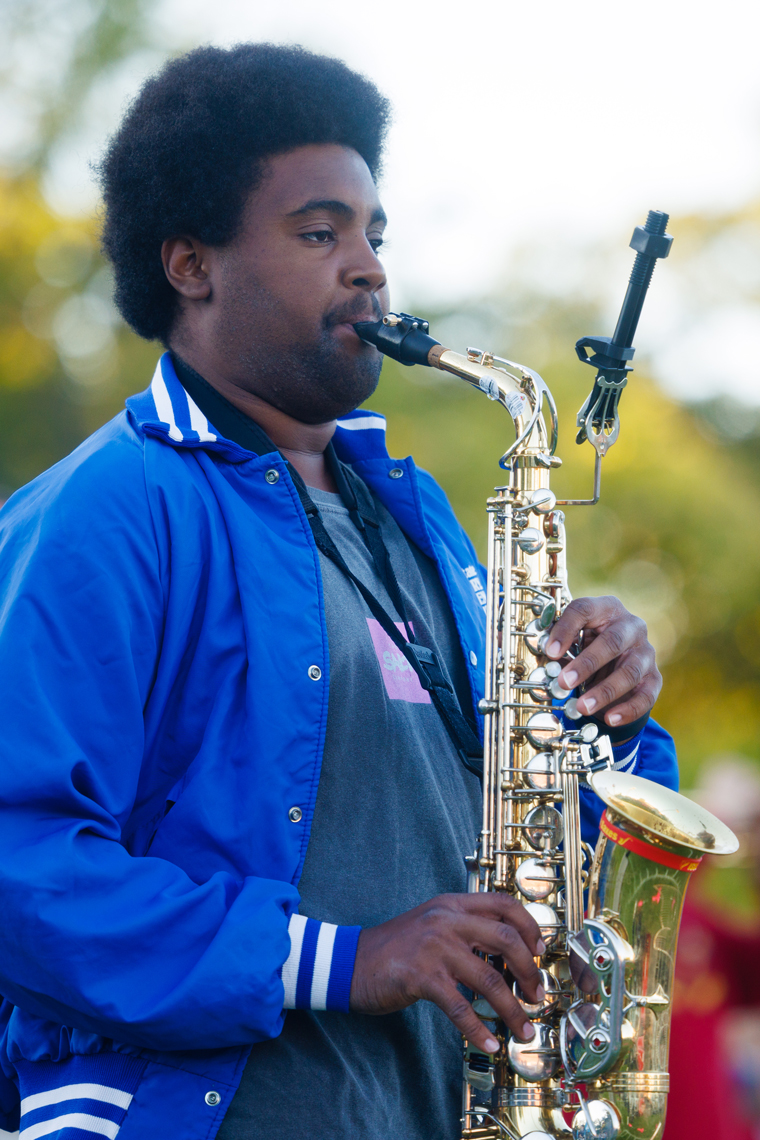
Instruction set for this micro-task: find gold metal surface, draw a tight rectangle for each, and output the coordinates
[607,1073,670,1093]
[588,770,739,855]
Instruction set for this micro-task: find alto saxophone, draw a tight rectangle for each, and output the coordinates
[355,211,738,1140]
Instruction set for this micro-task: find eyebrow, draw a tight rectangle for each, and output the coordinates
[286,198,387,226]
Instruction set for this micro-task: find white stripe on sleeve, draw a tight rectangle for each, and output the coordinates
[21,1085,132,1114]
[310,922,338,1010]
[613,743,640,773]
[281,913,308,1009]
[20,1113,120,1140]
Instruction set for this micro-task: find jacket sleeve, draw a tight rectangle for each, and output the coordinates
[0,432,351,1054]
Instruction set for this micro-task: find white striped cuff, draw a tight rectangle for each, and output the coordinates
[281,915,361,1013]
[15,1055,146,1140]
[612,739,640,774]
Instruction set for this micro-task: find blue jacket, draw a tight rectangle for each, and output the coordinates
[0,354,678,1138]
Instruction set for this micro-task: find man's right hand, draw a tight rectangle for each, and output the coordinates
[349,893,546,1054]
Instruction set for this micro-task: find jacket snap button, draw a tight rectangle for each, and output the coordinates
[288,806,303,823]
[265,469,280,484]
[205,1091,221,1107]
[388,467,404,479]
[308,665,322,680]
[470,651,478,666]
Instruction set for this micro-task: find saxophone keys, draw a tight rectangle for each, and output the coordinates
[506,1022,561,1082]
[524,805,564,850]
[513,968,560,1016]
[571,1099,620,1140]
[522,902,562,953]
[525,711,564,749]
[516,527,544,554]
[523,619,553,657]
[530,488,557,514]
[564,697,583,720]
[526,667,551,701]
[523,752,559,791]
[515,858,557,901]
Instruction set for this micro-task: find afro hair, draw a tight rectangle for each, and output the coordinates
[99,43,391,342]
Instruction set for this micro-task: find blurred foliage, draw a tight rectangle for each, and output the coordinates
[0,175,156,496]
[0,0,159,172]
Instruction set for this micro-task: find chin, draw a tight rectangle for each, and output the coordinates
[292,343,382,423]
[239,328,383,424]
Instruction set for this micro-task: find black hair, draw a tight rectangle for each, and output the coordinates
[98,43,391,342]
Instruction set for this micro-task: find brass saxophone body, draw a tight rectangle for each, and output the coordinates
[354,212,738,1140]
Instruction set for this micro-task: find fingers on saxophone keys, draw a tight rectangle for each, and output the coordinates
[465,916,544,1003]
[430,983,504,1054]
[432,959,535,1048]
[545,596,602,660]
[564,615,651,692]
[464,958,537,1043]
[576,645,658,718]
[470,893,544,958]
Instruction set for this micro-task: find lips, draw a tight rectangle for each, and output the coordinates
[331,317,378,343]
[326,303,382,330]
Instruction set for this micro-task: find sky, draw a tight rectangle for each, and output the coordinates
[32,0,760,403]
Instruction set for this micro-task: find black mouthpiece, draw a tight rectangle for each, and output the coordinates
[354,313,440,367]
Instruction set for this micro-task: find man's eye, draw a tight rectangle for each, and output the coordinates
[369,237,384,252]
[302,230,334,244]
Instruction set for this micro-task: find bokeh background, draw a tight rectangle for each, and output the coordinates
[2,1,760,1135]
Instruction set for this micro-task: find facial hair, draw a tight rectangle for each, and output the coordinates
[217,282,384,425]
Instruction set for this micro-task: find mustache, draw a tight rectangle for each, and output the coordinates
[323,295,384,330]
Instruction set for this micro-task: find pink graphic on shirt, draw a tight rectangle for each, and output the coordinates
[366,618,432,704]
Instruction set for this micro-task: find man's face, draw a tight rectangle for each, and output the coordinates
[172,144,390,424]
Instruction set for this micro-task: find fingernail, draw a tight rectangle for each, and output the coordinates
[608,713,622,725]
[560,669,578,689]
[536,984,546,1001]
[547,640,562,658]
[582,696,597,713]
[537,939,547,955]
[521,1022,536,1041]
[485,1036,499,1053]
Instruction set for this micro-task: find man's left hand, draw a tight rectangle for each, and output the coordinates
[544,595,661,728]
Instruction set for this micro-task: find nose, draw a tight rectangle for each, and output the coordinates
[340,236,387,295]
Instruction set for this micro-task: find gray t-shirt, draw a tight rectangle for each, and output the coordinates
[217,480,482,1140]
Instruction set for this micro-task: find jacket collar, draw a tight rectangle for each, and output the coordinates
[125,353,392,466]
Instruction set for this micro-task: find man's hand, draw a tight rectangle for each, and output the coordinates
[546,595,661,727]
[349,893,546,1054]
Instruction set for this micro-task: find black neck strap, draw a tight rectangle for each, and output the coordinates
[172,354,483,777]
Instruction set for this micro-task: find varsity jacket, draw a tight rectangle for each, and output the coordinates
[0,354,678,1139]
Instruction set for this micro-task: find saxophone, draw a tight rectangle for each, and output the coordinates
[355,211,739,1140]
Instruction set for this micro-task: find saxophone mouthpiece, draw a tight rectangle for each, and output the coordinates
[353,312,440,367]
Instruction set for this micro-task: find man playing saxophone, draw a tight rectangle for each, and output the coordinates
[0,45,676,1140]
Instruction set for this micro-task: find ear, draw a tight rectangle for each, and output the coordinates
[161,236,212,300]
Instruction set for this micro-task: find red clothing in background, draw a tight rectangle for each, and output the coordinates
[665,895,760,1140]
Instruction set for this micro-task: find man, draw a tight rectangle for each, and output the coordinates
[0,44,676,1140]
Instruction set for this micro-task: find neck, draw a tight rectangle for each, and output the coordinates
[172,345,337,492]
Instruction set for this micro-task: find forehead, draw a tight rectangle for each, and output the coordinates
[250,144,383,219]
